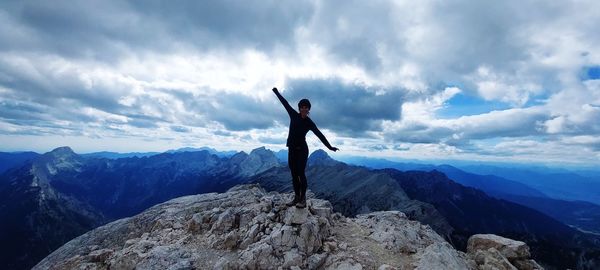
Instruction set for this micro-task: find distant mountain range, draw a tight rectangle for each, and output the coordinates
[0,146,276,269]
[80,146,237,159]
[253,150,600,269]
[0,151,39,173]
[1,146,599,269]
[459,164,600,205]
[342,155,600,235]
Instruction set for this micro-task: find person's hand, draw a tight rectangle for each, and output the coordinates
[330,147,339,152]
[272,87,278,93]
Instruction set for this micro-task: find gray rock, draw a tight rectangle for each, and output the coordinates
[212,208,237,233]
[269,225,297,251]
[467,234,543,270]
[467,234,530,261]
[378,264,398,270]
[323,256,364,270]
[512,259,543,270]
[213,257,236,270]
[213,231,239,250]
[284,206,309,225]
[87,248,113,263]
[307,253,328,269]
[283,249,303,268]
[297,219,322,255]
[238,242,279,269]
[355,211,444,254]
[240,223,260,249]
[414,242,475,270]
[472,248,517,270]
[310,200,333,221]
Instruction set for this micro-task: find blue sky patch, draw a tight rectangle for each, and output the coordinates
[582,66,600,80]
[437,93,512,118]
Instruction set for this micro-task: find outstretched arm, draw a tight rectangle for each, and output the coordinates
[272,87,296,117]
[310,123,339,152]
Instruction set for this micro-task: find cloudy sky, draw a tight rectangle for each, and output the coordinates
[1,0,599,166]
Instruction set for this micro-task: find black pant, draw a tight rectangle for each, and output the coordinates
[288,145,308,201]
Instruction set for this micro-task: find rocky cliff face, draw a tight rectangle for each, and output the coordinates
[33,184,540,270]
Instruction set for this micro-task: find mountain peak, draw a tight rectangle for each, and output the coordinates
[232,147,280,176]
[36,146,83,175]
[34,184,540,270]
[248,147,278,162]
[308,149,339,166]
[249,146,269,154]
[48,146,76,157]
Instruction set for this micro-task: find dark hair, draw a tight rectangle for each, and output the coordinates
[298,99,311,109]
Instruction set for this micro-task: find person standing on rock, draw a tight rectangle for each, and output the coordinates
[272,87,339,208]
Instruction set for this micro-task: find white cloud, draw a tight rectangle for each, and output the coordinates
[468,66,542,106]
[0,0,599,165]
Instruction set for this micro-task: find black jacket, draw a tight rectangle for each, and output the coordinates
[274,90,333,149]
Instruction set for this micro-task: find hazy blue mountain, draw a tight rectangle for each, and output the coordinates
[343,156,547,200]
[498,195,600,235]
[432,165,548,198]
[275,149,288,163]
[82,147,239,160]
[574,169,600,179]
[344,157,600,239]
[81,151,159,159]
[0,151,40,174]
[338,156,429,171]
[460,164,600,205]
[166,146,238,157]
[381,168,600,270]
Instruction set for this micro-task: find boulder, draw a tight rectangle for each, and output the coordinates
[467,234,542,270]
[467,234,530,260]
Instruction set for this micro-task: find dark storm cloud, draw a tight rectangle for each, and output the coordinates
[0,69,153,134]
[168,89,279,131]
[306,1,399,73]
[0,55,128,114]
[283,78,405,137]
[128,0,314,51]
[0,0,314,61]
[0,99,50,121]
[147,77,406,134]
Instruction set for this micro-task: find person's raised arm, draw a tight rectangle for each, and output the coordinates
[310,122,339,152]
[272,87,296,117]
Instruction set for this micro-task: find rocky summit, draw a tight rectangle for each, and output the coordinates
[33,184,541,270]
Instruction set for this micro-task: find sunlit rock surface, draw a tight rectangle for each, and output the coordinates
[34,184,540,270]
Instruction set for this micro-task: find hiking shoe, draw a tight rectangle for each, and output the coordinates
[286,196,299,207]
[295,199,306,208]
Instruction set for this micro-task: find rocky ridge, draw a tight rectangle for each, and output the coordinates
[33,184,541,270]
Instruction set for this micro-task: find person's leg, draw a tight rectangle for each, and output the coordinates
[296,146,309,208]
[286,147,300,206]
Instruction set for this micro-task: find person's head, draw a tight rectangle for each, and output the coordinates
[298,99,311,118]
